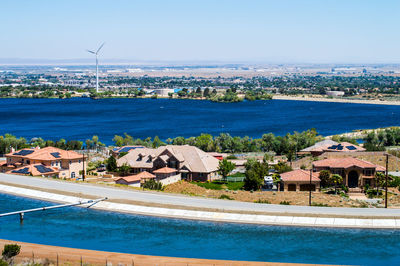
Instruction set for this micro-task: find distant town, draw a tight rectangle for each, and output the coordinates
[1,64,400,102]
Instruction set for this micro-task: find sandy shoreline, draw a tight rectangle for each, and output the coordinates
[0,239,318,266]
[273,95,400,105]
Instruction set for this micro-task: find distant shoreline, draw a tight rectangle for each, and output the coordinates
[273,95,400,106]
[2,94,400,105]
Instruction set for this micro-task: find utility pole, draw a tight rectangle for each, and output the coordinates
[385,153,389,208]
[82,153,86,182]
[309,169,312,206]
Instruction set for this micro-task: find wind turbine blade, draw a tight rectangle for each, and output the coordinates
[96,42,105,54]
[86,49,96,54]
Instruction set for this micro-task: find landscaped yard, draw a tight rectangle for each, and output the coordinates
[190,181,244,190]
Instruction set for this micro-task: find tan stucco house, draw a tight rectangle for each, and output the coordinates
[1,146,86,179]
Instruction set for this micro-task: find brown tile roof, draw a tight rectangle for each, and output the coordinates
[115,171,155,183]
[280,169,320,182]
[162,145,219,173]
[7,147,83,161]
[153,167,177,174]
[313,157,384,170]
[117,147,164,168]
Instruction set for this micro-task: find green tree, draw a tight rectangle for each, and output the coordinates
[2,244,20,265]
[118,163,131,176]
[318,170,331,187]
[152,136,164,148]
[218,159,235,182]
[330,174,343,194]
[274,162,292,174]
[106,156,118,172]
[243,158,269,191]
[113,135,124,147]
[375,172,386,196]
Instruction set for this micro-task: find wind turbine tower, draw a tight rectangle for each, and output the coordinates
[87,43,105,93]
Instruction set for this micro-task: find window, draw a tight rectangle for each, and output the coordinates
[69,160,72,164]
[71,172,75,178]
[363,169,373,176]
[78,160,81,163]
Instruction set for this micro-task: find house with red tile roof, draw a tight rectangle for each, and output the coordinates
[312,157,385,189]
[1,146,86,179]
[280,169,321,192]
[115,171,156,187]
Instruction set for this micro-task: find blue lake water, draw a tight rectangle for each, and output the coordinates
[1,98,400,144]
[0,193,399,265]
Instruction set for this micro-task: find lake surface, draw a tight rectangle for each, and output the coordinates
[1,98,400,144]
[0,193,399,265]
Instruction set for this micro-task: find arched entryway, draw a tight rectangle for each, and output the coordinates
[348,171,359,188]
[288,184,297,191]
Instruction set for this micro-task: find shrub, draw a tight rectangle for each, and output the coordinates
[226,155,237,159]
[219,194,233,200]
[389,175,400,187]
[279,200,291,205]
[2,244,20,264]
[366,189,382,198]
[254,199,271,204]
[0,260,8,266]
[142,179,163,190]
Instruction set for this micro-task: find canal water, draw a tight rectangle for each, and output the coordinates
[1,98,400,143]
[0,193,399,265]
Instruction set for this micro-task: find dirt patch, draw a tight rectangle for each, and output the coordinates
[164,181,367,208]
[1,239,316,266]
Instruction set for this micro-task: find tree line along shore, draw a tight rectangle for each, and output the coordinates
[2,126,400,160]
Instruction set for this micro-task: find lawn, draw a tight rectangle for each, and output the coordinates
[191,181,244,190]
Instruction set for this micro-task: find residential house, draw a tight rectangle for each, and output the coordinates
[115,171,155,187]
[117,145,220,182]
[299,140,365,156]
[1,146,86,179]
[312,157,385,189]
[280,169,321,192]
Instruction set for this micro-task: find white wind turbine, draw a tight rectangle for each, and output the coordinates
[87,43,105,93]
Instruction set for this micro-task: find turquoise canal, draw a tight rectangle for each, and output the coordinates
[0,194,399,265]
[1,98,400,143]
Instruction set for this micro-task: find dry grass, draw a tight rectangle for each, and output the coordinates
[164,181,369,207]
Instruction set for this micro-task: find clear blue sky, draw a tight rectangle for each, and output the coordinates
[1,0,399,63]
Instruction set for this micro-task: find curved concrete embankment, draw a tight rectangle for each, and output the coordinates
[0,178,399,228]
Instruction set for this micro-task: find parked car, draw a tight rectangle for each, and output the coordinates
[264,175,274,189]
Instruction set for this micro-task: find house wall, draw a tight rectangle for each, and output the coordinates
[191,171,219,182]
[283,181,320,192]
[156,173,181,186]
[115,179,141,187]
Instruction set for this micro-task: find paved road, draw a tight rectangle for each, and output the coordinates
[1,173,400,217]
